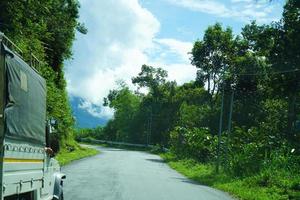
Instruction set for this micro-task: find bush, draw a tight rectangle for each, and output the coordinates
[230,142,264,177]
[228,126,300,177]
[74,126,104,141]
[228,127,266,177]
[150,144,164,154]
[170,126,217,162]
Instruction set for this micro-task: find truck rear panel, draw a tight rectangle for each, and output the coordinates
[0,33,61,200]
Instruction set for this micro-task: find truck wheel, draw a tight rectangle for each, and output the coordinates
[52,193,63,200]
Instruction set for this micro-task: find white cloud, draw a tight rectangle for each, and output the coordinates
[164,63,197,84]
[66,0,159,119]
[154,38,193,62]
[78,100,114,119]
[65,0,196,119]
[149,39,196,85]
[166,0,281,23]
[168,0,230,16]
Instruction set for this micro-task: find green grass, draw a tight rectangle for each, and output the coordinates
[56,145,99,166]
[160,152,300,200]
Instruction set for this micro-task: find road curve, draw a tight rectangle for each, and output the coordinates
[62,146,233,200]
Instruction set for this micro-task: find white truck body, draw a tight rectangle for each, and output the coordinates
[0,32,65,200]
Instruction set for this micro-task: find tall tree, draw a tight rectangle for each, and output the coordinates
[132,65,177,145]
[191,23,235,104]
[103,84,141,142]
[269,0,300,140]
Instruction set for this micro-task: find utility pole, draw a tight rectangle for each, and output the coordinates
[149,108,152,145]
[147,117,150,146]
[147,108,152,146]
[216,85,225,173]
[225,89,234,170]
[227,90,234,136]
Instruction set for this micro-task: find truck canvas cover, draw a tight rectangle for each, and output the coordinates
[3,44,46,146]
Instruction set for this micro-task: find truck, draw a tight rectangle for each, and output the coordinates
[0,32,65,200]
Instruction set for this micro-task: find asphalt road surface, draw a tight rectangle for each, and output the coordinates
[62,146,233,200]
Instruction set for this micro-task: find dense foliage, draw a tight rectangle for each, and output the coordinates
[0,0,85,152]
[79,1,300,198]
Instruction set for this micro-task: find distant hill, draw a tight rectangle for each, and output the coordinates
[70,96,108,128]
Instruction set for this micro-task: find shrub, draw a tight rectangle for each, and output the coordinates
[170,126,217,162]
[230,142,264,177]
[229,127,265,177]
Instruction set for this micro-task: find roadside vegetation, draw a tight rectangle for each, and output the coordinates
[161,152,300,200]
[56,144,99,166]
[76,1,300,199]
[0,0,93,160]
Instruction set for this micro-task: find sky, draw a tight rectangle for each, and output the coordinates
[65,0,285,121]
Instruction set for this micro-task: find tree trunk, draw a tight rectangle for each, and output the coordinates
[211,72,217,96]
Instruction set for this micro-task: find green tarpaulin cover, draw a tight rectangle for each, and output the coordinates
[3,44,46,145]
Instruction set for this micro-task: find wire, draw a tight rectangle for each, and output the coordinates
[233,68,300,76]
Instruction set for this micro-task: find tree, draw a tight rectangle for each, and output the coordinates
[238,1,300,141]
[132,65,178,145]
[268,0,300,140]
[132,64,168,94]
[103,84,141,142]
[191,23,235,103]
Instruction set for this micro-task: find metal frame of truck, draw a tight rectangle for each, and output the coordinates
[0,32,65,200]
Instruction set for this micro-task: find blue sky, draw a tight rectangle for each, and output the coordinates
[141,0,283,39]
[65,0,284,121]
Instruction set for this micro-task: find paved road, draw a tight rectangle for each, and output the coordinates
[62,146,233,200]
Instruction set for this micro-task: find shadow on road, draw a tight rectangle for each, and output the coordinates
[104,149,126,151]
[172,177,202,186]
[145,158,165,163]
